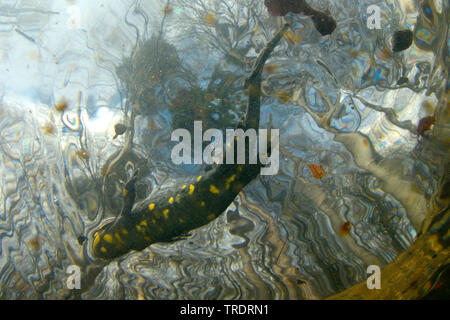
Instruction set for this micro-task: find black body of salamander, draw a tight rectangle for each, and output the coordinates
[92,24,290,260]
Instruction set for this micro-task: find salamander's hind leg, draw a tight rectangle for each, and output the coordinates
[240,24,290,131]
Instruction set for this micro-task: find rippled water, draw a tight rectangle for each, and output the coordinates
[0,0,448,299]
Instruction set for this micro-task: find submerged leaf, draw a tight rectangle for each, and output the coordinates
[308,163,326,179]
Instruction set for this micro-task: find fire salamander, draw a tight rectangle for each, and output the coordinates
[92,24,290,260]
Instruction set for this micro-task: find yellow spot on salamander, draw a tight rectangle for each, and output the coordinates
[169,197,174,204]
[201,201,205,207]
[225,174,236,190]
[181,185,186,189]
[197,175,202,182]
[93,234,101,251]
[136,225,142,232]
[226,174,236,184]
[114,233,123,243]
[140,220,148,227]
[103,234,113,243]
[189,184,195,195]
[100,247,107,253]
[163,209,169,219]
[207,214,215,221]
[210,185,220,194]
[122,229,128,235]
[123,188,128,197]
[149,203,155,211]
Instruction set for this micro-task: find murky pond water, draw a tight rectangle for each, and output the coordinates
[0,0,448,299]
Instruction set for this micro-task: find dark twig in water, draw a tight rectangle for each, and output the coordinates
[125,1,141,59]
[276,239,287,265]
[15,28,37,44]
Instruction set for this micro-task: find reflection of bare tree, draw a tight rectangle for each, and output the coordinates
[175,0,270,66]
[115,0,279,138]
[100,1,191,214]
[97,0,273,237]
[117,1,195,113]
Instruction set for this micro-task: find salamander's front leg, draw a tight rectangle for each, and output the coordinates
[92,170,139,259]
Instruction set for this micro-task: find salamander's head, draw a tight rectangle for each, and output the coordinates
[92,220,130,260]
[311,11,336,36]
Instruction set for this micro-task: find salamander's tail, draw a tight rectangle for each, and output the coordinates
[242,24,290,131]
[244,24,290,89]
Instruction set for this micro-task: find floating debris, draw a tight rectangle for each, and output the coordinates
[204,93,215,102]
[309,10,337,36]
[378,46,392,60]
[42,122,57,136]
[308,163,326,179]
[284,31,302,44]
[28,236,40,252]
[163,4,174,16]
[392,29,414,52]
[264,0,336,35]
[15,28,37,44]
[264,64,280,73]
[277,91,291,104]
[77,235,87,245]
[396,76,409,85]
[75,149,89,160]
[417,115,436,137]
[349,49,360,59]
[204,12,217,26]
[113,123,127,139]
[339,221,352,237]
[421,100,436,114]
[296,279,307,286]
[55,99,69,112]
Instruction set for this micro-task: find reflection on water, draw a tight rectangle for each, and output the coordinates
[0,0,448,299]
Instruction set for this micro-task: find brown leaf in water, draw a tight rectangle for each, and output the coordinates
[308,163,326,179]
[417,116,435,137]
